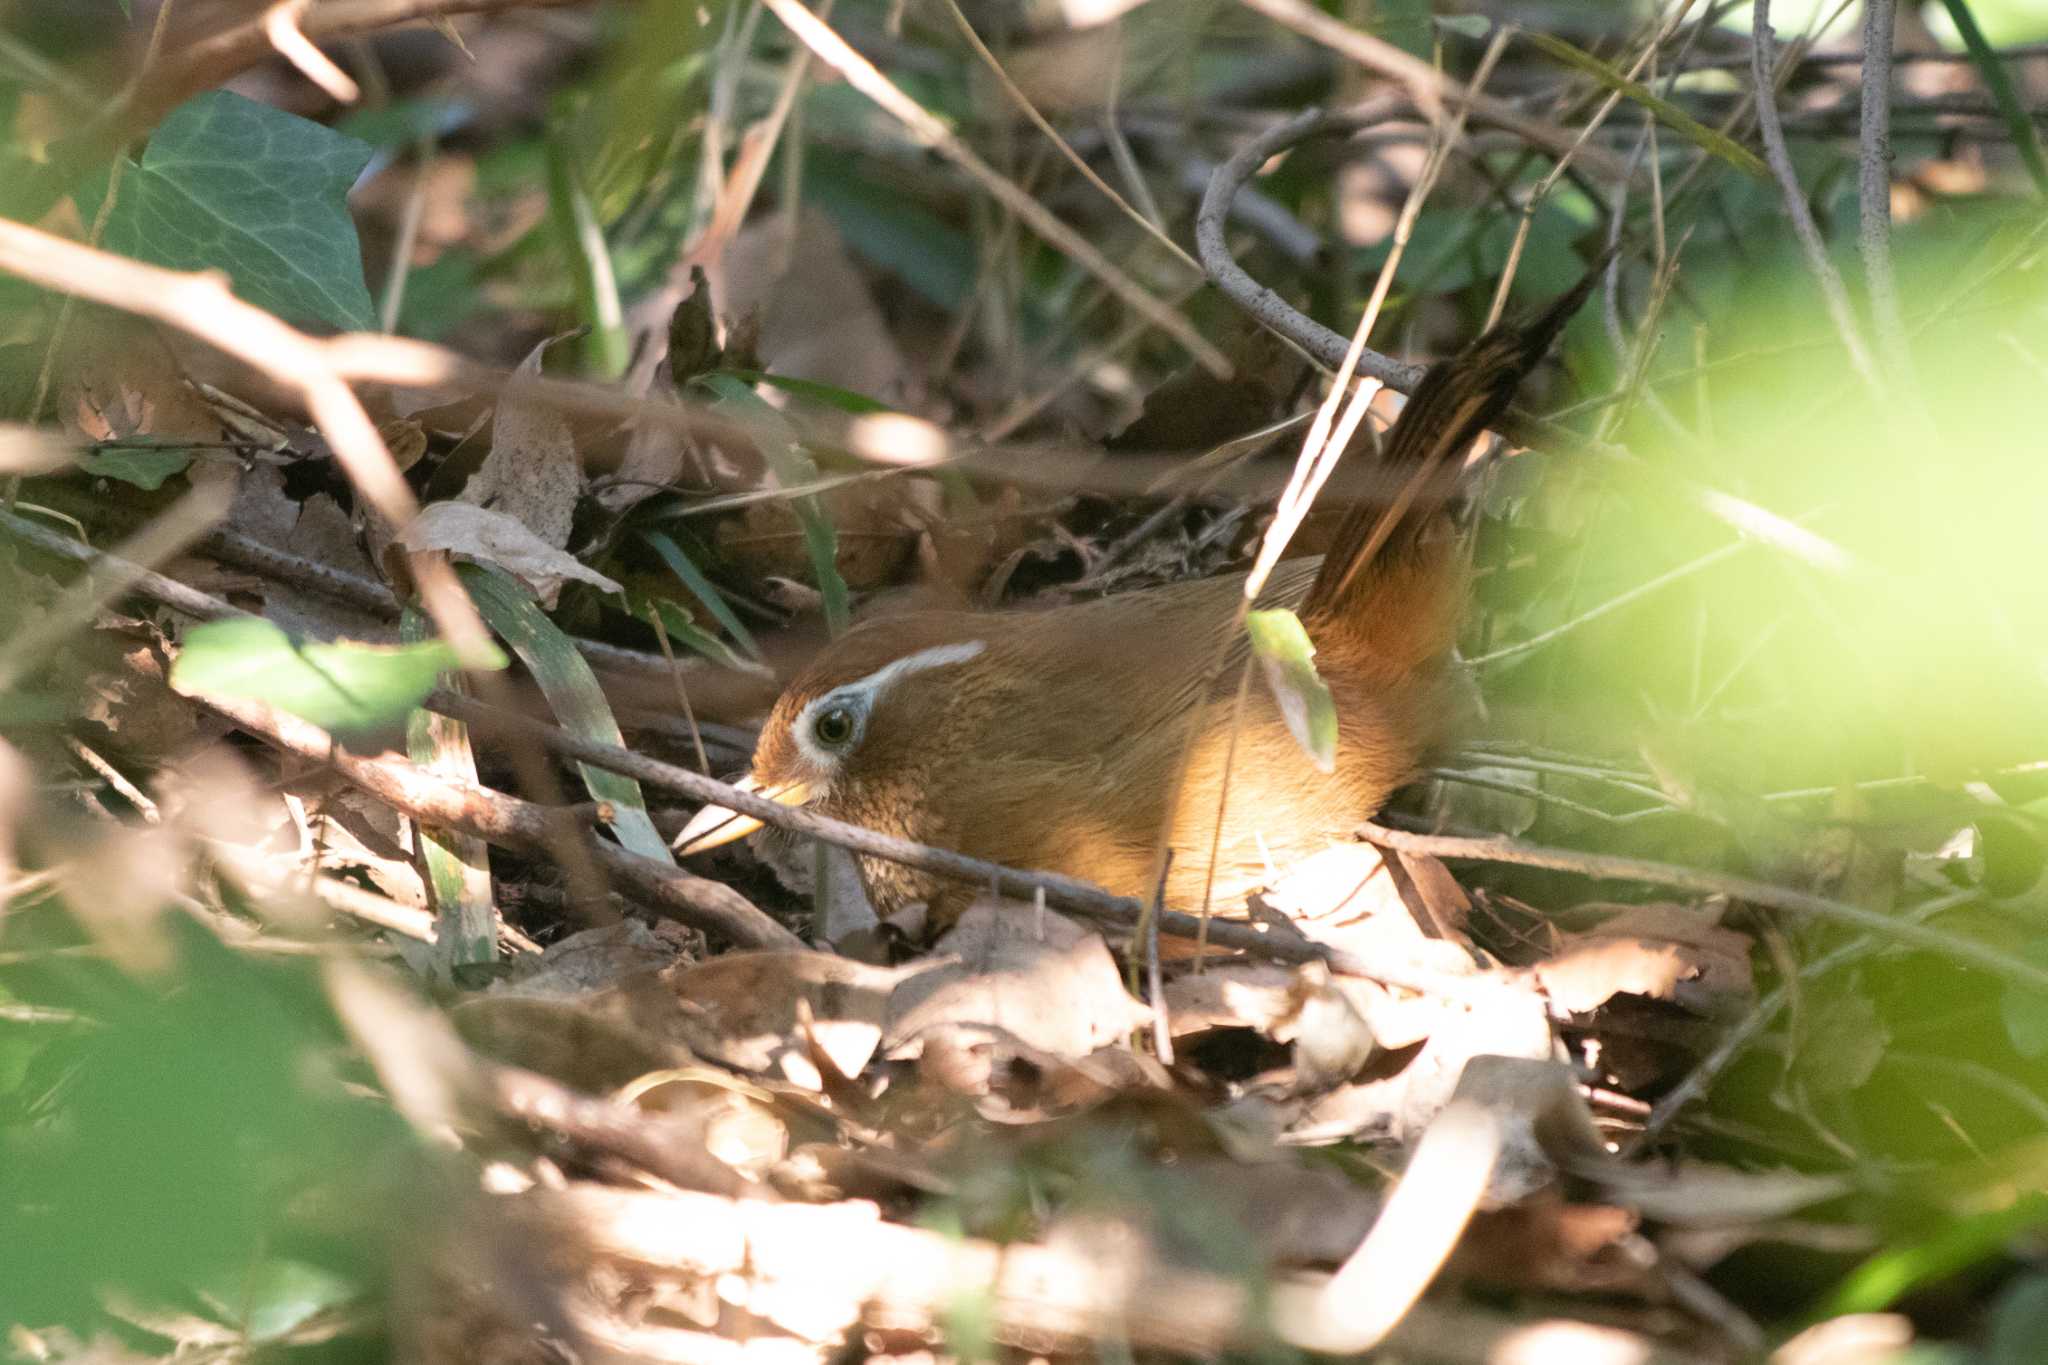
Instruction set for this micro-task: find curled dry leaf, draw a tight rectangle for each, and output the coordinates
[885,900,1153,1061]
[1534,901,1755,1018]
[398,501,622,608]
[647,950,935,1086]
[457,338,581,551]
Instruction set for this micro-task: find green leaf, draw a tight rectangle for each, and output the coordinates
[1936,0,2048,195]
[78,445,192,490]
[694,374,850,635]
[402,607,497,970]
[89,91,378,331]
[1993,1273,2048,1365]
[458,563,674,864]
[1519,30,1768,181]
[623,588,755,672]
[1246,608,1337,774]
[721,370,891,414]
[1999,940,2048,1058]
[197,1257,361,1342]
[641,530,762,660]
[170,618,501,733]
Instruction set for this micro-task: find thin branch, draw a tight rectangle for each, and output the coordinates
[1357,822,2046,993]
[1858,0,1911,377]
[1196,110,1863,579]
[169,673,803,951]
[1235,0,1635,183]
[1195,103,1426,391]
[0,218,495,668]
[2,507,1488,999]
[1750,0,1884,394]
[757,0,1231,376]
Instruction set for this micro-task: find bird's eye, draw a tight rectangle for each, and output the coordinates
[812,705,857,748]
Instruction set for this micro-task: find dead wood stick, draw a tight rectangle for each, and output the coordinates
[1357,821,2045,992]
[0,217,494,670]
[530,1181,1705,1362]
[162,674,802,949]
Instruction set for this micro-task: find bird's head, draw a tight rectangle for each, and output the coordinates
[671,615,997,870]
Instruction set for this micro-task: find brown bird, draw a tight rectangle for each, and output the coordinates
[675,276,1597,929]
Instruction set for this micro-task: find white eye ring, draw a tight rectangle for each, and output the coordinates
[812,704,858,749]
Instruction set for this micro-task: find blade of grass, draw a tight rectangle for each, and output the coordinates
[695,373,850,635]
[1935,0,2048,195]
[640,529,763,661]
[545,127,629,379]
[1520,28,1769,180]
[401,606,498,971]
[459,562,675,863]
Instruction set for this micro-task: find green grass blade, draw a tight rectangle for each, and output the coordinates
[545,127,629,378]
[1520,29,1768,181]
[641,529,763,660]
[459,562,675,863]
[695,373,850,635]
[1935,0,2048,196]
[402,606,498,970]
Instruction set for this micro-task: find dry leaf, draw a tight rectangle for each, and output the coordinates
[457,338,581,550]
[647,950,932,1084]
[712,209,908,401]
[1534,901,1755,1017]
[885,900,1152,1060]
[398,501,622,608]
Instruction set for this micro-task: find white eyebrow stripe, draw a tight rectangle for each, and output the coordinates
[837,640,987,704]
[791,640,987,770]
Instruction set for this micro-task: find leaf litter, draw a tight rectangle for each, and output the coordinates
[5,11,2046,1364]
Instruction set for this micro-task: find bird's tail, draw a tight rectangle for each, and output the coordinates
[1300,259,1604,670]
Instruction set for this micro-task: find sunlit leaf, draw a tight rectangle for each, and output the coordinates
[1246,608,1337,774]
[169,618,502,733]
[458,562,674,863]
[78,446,192,490]
[86,91,378,330]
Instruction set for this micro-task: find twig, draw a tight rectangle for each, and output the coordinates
[0,506,1483,993]
[934,0,1200,274]
[0,508,795,948]
[167,674,802,950]
[1195,104,1425,391]
[1634,888,1975,1145]
[757,0,1231,376]
[1857,0,1911,378]
[1196,110,1862,578]
[1750,0,1884,395]
[198,524,773,682]
[1467,536,1752,668]
[0,218,495,669]
[1235,0,1635,183]
[432,690,1499,1003]
[1356,822,2048,992]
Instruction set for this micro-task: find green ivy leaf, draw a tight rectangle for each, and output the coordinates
[2000,939,2048,1058]
[88,91,377,331]
[78,445,192,490]
[1246,608,1337,774]
[169,617,502,732]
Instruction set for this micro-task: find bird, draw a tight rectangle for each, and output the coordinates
[673,272,1600,931]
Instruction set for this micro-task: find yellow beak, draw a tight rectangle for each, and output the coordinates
[671,775,814,855]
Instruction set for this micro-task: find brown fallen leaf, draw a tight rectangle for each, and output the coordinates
[648,949,936,1085]
[885,900,1152,1061]
[457,337,582,551]
[398,501,622,607]
[1534,901,1755,1018]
